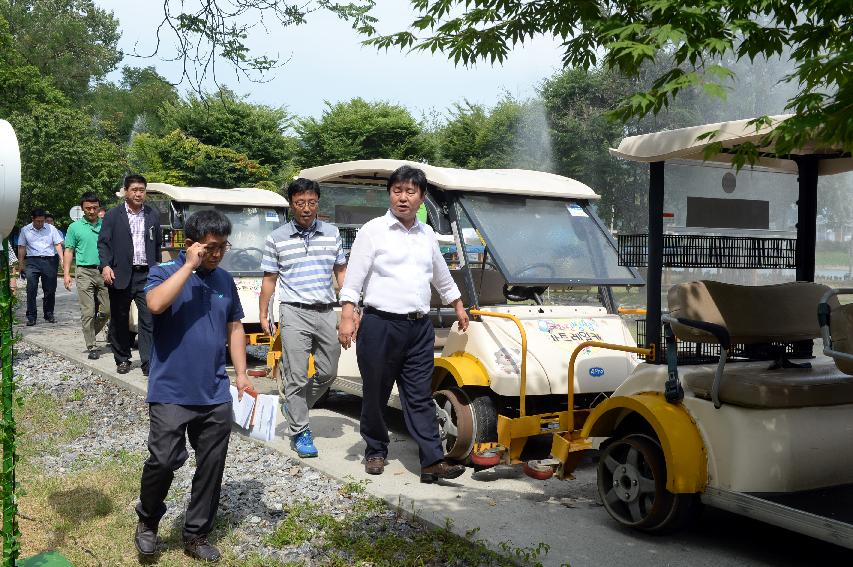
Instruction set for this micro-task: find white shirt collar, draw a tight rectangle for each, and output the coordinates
[384,209,423,233]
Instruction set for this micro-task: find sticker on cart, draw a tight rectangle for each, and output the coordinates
[265,210,279,222]
[567,203,588,217]
[589,367,605,377]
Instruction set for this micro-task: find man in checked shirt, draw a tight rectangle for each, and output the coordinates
[98,174,162,375]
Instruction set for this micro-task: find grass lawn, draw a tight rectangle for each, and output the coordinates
[7,381,553,566]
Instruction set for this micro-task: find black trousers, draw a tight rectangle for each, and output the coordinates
[108,269,153,365]
[24,256,57,322]
[136,402,232,538]
[356,312,444,468]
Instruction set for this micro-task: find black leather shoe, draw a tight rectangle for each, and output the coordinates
[25,320,35,326]
[420,460,466,484]
[45,315,56,323]
[141,362,150,377]
[134,521,160,556]
[184,534,221,562]
[87,349,100,360]
[117,361,131,374]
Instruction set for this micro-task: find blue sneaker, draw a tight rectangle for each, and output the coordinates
[291,429,318,458]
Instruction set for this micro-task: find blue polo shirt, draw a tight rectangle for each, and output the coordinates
[144,252,244,405]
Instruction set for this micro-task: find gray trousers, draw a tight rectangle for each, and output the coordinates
[279,303,341,437]
[75,266,109,349]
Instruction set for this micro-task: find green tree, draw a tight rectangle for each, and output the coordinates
[0,17,123,224]
[159,87,296,172]
[362,1,851,161]
[296,98,435,168]
[85,66,180,144]
[128,130,274,190]
[439,97,553,171]
[1,0,122,99]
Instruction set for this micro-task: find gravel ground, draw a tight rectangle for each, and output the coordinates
[12,340,428,565]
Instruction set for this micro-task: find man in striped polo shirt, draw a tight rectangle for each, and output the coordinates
[259,178,347,458]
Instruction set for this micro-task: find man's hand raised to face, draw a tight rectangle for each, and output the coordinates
[185,242,209,270]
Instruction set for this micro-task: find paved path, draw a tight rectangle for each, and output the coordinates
[15,285,853,566]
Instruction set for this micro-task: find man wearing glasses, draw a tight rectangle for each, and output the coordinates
[135,209,253,561]
[259,178,347,458]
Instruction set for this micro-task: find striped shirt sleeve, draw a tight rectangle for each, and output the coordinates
[260,233,278,274]
[334,230,346,265]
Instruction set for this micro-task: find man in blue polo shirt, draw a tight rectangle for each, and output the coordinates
[17,207,64,325]
[133,209,253,562]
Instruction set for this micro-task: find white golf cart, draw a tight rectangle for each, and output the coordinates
[296,160,645,464]
[128,183,289,349]
[496,115,853,549]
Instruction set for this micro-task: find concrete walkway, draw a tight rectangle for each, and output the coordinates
[15,286,851,566]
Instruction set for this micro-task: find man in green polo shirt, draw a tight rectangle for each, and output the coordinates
[63,192,110,359]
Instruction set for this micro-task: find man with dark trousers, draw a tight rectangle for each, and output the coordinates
[134,210,253,561]
[98,174,162,375]
[338,165,470,483]
[17,208,64,325]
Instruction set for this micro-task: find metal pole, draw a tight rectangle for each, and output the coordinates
[646,162,665,362]
[0,238,18,566]
[794,156,818,282]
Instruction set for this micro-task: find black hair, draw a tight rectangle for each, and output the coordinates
[286,177,321,202]
[387,165,427,195]
[31,208,46,218]
[123,174,147,189]
[80,191,100,207]
[184,209,232,242]
[98,206,107,212]
[44,213,54,219]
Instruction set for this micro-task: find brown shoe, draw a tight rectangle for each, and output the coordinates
[365,456,385,475]
[421,460,465,483]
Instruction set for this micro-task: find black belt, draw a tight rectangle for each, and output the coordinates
[132,265,149,272]
[364,306,426,320]
[284,301,335,312]
[30,255,54,259]
[76,264,99,269]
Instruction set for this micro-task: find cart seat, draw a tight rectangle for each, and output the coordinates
[682,359,853,408]
[829,303,853,375]
[668,281,831,344]
[430,267,507,309]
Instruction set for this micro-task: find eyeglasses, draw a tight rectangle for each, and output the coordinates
[292,200,319,209]
[390,187,420,196]
[206,242,232,255]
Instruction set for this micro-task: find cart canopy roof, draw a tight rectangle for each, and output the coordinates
[144,183,289,208]
[610,115,853,176]
[298,159,600,200]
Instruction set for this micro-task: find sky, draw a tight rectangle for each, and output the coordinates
[99,1,567,121]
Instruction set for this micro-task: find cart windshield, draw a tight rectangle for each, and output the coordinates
[184,204,286,275]
[459,193,641,286]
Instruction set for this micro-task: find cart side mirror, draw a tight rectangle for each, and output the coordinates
[0,120,21,239]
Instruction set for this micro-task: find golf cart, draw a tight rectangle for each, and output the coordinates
[485,115,853,548]
[296,159,645,464]
[127,183,289,355]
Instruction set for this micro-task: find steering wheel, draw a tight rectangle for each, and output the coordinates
[228,247,265,271]
[502,283,548,302]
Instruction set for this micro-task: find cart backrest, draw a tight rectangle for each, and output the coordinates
[830,303,853,374]
[430,267,507,309]
[667,280,832,344]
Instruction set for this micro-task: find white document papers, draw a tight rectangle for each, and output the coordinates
[230,386,278,441]
[230,385,255,428]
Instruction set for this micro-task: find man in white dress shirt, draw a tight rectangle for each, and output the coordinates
[338,165,470,483]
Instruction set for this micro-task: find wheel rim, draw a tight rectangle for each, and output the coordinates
[433,389,474,460]
[598,437,663,526]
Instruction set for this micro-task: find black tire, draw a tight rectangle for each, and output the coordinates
[469,390,498,445]
[597,434,699,534]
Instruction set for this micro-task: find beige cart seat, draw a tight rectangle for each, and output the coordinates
[668,281,853,408]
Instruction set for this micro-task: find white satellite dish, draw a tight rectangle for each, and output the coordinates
[0,120,21,239]
[69,206,84,221]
